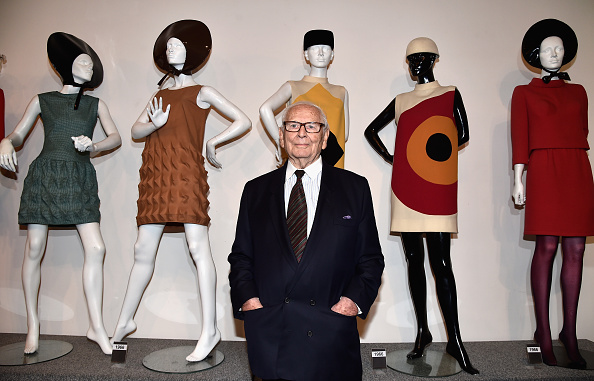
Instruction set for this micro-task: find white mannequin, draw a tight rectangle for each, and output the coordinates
[259,43,349,163]
[110,37,251,362]
[0,53,121,355]
[512,36,564,205]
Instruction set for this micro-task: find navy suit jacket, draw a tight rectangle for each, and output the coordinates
[229,163,384,381]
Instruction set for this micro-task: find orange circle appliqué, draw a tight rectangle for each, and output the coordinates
[406,115,458,185]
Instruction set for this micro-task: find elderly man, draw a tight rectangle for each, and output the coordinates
[229,102,384,381]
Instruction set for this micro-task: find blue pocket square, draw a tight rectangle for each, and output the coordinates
[342,215,352,220]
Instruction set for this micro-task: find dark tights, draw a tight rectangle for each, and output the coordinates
[401,232,478,374]
[532,235,586,367]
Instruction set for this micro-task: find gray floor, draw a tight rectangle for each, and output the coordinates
[0,333,593,380]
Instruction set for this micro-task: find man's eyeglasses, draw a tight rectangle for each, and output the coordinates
[283,121,325,133]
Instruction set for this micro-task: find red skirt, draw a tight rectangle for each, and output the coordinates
[525,148,594,236]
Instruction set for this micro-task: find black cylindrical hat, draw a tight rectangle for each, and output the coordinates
[521,19,577,69]
[153,19,212,77]
[303,29,334,51]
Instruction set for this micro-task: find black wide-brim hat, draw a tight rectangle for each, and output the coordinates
[47,32,103,88]
[153,19,212,76]
[521,19,577,69]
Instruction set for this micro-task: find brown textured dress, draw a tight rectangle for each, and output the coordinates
[136,85,211,226]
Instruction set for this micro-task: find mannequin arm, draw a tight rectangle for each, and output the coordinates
[454,88,469,146]
[131,92,169,140]
[259,82,292,162]
[92,100,121,152]
[199,86,251,169]
[0,95,41,172]
[512,164,525,206]
[364,98,396,164]
[344,89,350,142]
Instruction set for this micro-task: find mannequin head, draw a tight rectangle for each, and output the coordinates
[72,53,93,84]
[407,53,438,78]
[166,37,187,69]
[303,29,334,69]
[47,32,103,88]
[521,19,577,70]
[154,19,211,77]
[539,36,564,72]
[304,44,334,69]
[406,37,439,84]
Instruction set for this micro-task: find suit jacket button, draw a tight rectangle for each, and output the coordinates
[284,297,290,304]
[310,299,316,306]
[307,330,313,337]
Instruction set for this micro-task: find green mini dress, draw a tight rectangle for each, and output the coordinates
[18,92,100,225]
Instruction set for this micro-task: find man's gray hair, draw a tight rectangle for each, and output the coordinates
[281,101,329,132]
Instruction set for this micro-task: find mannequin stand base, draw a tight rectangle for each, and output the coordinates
[142,346,224,373]
[551,345,594,370]
[0,340,73,366]
[387,349,461,377]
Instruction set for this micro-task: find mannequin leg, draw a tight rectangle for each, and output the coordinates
[184,223,221,362]
[558,236,586,367]
[76,222,111,354]
[426,232,478,374]
[111,224,165,344]
[21,224,49,354]
[531,235,559,366]
[400,232,433,359]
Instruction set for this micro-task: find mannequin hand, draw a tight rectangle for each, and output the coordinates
[331,296,359,316]
[147,97,170,129]
[205,139,222,169]
[242,297,263,312]
[513,181,525,206]
[72,135,94,152]
[0,138,17,172]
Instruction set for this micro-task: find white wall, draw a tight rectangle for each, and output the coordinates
[0,0,593,345]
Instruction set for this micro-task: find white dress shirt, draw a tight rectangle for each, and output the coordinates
[284,157,323,237]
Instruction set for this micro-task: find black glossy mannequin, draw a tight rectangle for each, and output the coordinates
[365,52,477,375]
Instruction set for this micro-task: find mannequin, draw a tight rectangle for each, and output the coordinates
[0,33,121,355]
[110,20,251,363]
[260,29,349,167]
[512,19,592,368]
[365,37,478,374]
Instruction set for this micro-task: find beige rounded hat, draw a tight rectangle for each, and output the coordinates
[406,37,439,57]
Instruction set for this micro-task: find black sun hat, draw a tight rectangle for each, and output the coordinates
[47,32,103,109]
[521,19,577,69]
[153,20,211,85]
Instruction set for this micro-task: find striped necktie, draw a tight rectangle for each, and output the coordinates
[287,170,307,262]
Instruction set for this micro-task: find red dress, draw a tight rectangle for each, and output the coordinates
[511,78,594,236]
[0,89,4,138]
